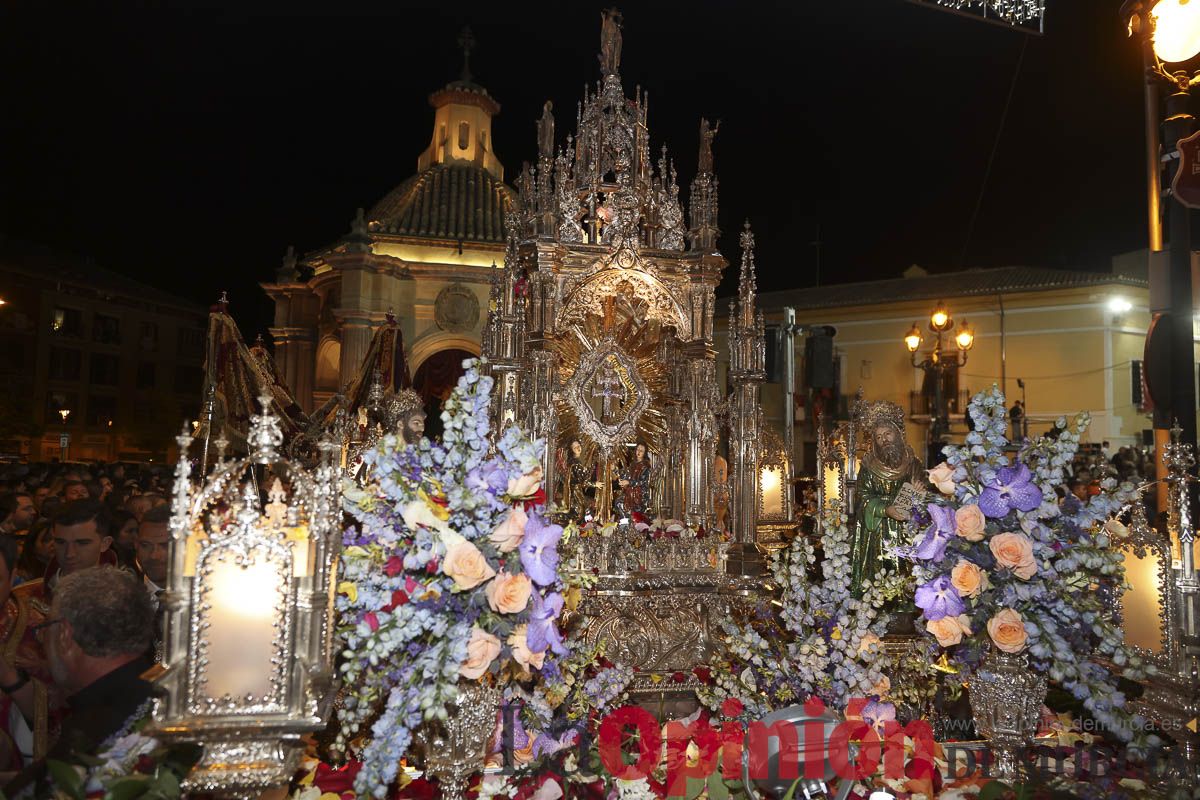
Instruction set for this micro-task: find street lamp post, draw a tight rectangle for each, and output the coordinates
[904,301,974,443]
[1123,0,1200,457]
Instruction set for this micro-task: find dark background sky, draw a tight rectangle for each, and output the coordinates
[0,0,1149,339]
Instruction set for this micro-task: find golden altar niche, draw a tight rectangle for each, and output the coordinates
[481,9,781,703]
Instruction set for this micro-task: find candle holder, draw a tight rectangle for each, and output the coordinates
[151,393,343,797]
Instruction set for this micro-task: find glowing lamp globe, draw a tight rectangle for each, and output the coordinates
[904,323,923,352]
[929,302,951,332]
[955,321,975,351]
[1152,0,1200,63]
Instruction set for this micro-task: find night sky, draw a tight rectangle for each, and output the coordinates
[1,0,1149,339]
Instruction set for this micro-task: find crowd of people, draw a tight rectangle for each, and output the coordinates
[0,461,166,791]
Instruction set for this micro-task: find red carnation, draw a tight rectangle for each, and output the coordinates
[671,671,686,684]
[721,698,744,718]
[693,666,712,684]
[384,556,405,577]
[314,760,363,794]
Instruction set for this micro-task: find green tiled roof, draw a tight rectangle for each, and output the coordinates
[368,164,515,244]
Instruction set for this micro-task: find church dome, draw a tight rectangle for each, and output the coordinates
[367,163,515,244]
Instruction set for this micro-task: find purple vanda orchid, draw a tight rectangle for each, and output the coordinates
[915,574,966,621]
[519,512,563,586]
[526,591,566,655]
[978,463,1043,518]
[912,504,956,562]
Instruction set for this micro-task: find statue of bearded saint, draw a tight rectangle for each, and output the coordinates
[850,403,924,596]
[385,389,427,445]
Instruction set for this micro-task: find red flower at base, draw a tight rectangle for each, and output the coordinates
[313,760,363,795]
[692,666,712,684]
[671,671,686,684]
[721,697,744,718]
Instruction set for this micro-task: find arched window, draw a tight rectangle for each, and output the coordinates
[458,121,470,151]
[316,338,341,392]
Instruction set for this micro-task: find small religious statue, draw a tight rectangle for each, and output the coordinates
[711,454,730,533]
[697,118,720,175]
[598,8,623,76]
[557,439,595,521]
[538,101,555,160]
[616,442,652,519]
[850,401,924,595]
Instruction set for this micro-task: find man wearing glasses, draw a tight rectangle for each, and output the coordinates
[2,567,154,793]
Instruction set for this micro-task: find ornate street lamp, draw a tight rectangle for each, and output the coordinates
[903,302,974,440]
[1123,0,1200,458]
[151,394,342,796]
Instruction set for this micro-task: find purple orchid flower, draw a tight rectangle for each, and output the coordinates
[912,504,956,562]
[978,463,1043,518]
[526,591,566,655]
[519,512,563,586]
[862,700,896,729]
[533,727,579,758]
[915,575,965,621]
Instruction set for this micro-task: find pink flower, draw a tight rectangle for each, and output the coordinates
[442,540,496,590]
[987,608,1028,653]
[954,505,987,542]
[925,614,972,647]
[927,462,956,495]
[363,612,380,632]
[507,467,543,498]
[460,626,502,679]
[489,506,528,553]
[507,624,545,670]
[990,532,1037,580]
[486,571,532,614]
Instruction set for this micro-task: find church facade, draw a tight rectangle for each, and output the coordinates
[261,43,514,421]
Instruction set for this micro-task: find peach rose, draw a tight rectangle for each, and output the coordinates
[1103,518,1130,540]
[857,632,882,656]
[926,614,972,647]
[928,462,956,495]
[989,532,1037,580]
[486,571,532,614]
[870,674,891,698]
[955,504,987,542]
[987,608,1028,654]
[460,625,502,679]
[443,540,496,590]
[950,559,988,598]
[489,506,528,553]
[507,624,545,671]
[508,467,543,498]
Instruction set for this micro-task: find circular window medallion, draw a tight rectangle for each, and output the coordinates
[434,283,480,333]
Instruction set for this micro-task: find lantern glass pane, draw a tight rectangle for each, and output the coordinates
[761,466,784,517]
[1121,548,1164,653]
[201,553,288,702]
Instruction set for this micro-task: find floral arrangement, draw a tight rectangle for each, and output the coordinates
[333,360,570,797]
[698,498,901,717]
[908,386,1156,749]
[44,701,201,800]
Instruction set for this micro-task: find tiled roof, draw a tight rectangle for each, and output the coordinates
[751,267,1148,312]
[0,237,205,312]
[368,164,515,244]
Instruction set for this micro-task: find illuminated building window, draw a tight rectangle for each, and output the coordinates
[458,121,469,150]
[51,307,82,337]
